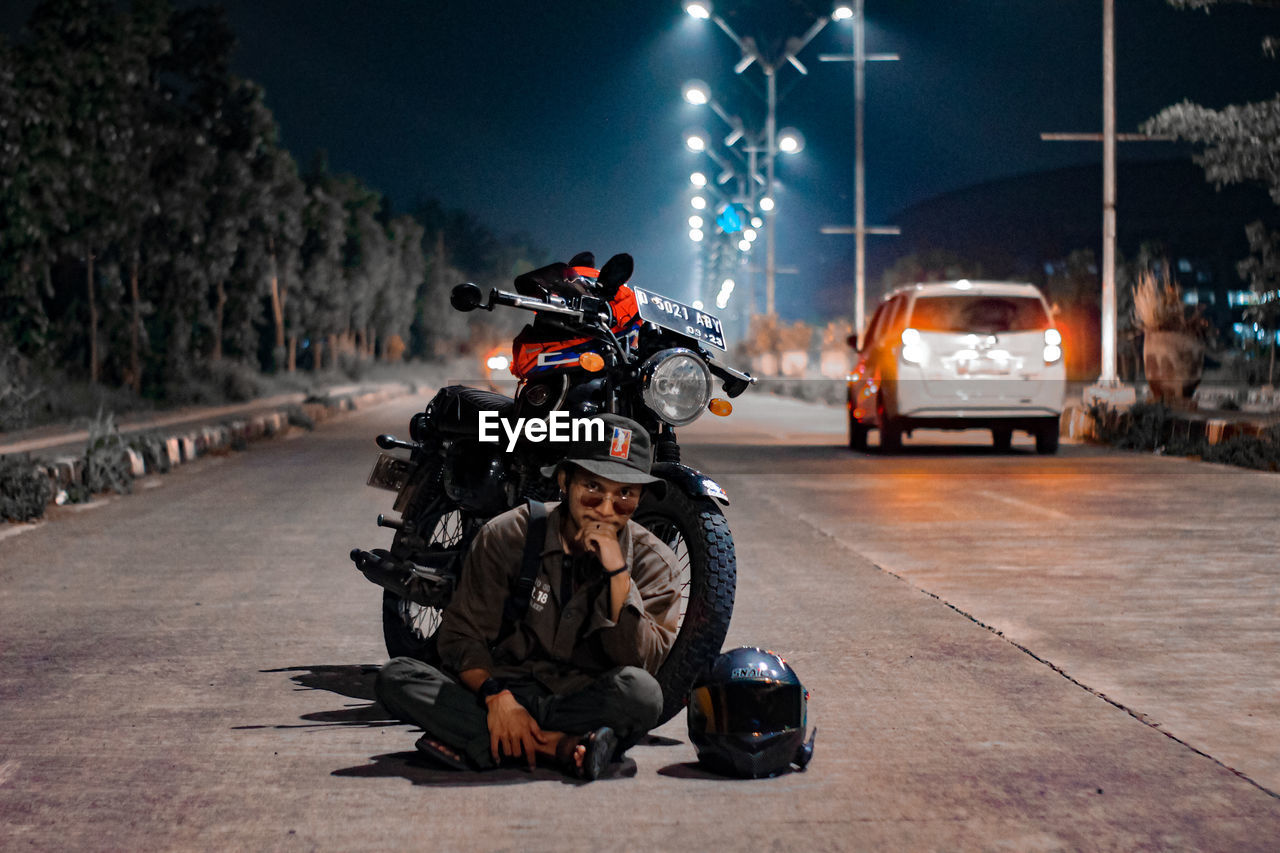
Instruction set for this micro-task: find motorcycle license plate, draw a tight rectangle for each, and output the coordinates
[632,286,726,351]
[367,452,412,493]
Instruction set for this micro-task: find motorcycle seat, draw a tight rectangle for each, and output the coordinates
[429,385,516,436]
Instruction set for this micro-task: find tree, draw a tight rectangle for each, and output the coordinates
[1144,1,1280,203]
[1237,222,1280,382]
[879,250,984,294]
[0,35,52,356]
[18,0,149,383]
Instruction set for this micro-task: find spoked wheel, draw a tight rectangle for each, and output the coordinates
[633,486,737,725]
[382,498,479,662]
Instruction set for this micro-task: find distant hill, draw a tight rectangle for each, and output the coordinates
[875,160,1276,301]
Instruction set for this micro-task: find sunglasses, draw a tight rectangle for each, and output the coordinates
[575,479,641,514]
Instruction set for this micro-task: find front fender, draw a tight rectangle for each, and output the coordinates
[651,461,729,507]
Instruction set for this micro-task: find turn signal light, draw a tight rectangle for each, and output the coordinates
[708,398,733,417]
[579,352,605,372]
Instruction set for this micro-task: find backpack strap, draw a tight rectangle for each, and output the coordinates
[497,499,548,642]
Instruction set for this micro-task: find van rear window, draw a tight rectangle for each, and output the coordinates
[908,295,1049,333]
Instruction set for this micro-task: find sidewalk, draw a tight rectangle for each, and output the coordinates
[0,381,424,512]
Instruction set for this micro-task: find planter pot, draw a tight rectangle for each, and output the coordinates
[780,350,809,378]
[1143,331,1204,402]
[752,353,779,377]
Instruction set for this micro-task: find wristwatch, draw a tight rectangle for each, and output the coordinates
[478,677,506,701]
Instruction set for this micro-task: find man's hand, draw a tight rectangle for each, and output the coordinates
[576,521,627,573]
[486,691,547,769]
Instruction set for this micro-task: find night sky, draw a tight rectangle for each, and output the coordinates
[4,0,1278,323]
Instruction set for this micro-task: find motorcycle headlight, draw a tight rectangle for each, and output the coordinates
[641,349,713,427]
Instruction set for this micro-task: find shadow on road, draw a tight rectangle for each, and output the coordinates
[656,761,803,782]
[262,663,381,700]
[234,664,399,732]
[332,752,637,787]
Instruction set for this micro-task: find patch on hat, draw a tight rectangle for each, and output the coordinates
[609,426,632,460]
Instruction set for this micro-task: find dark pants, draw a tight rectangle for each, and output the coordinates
[375,657,664,769]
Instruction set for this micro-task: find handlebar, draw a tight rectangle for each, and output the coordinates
[450,281,755,394]
[490,289,589,322]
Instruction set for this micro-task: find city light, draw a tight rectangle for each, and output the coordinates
[691,195,707,210]
[738,239,751,252]
[689,215,704,228]
[684,130,708,152]
[759,196,775,212]
[833,4,854,21]
[690,171,707,187]
[751,216,763,228]
[690,228,705,242]
[683,80,711,106]
[684,0,711,19]
[777,128,805,154]
[743,228,757,242]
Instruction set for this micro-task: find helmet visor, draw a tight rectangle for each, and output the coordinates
[690,682,804,734]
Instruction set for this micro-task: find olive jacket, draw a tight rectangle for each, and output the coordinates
[436,501,682,694]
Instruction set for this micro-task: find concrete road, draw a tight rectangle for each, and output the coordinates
[1,391,1278,851]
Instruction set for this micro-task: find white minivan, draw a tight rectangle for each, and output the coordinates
[846,281,1065,453]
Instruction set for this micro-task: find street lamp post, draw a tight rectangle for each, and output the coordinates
[1040,0,1168,404]
[684,0,832,315]
[682,82,796,323]
[820,0,900,337]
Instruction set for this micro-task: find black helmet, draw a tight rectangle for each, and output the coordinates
[687,646,816,778]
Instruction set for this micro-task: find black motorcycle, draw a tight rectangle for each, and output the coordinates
[351,252,753,723]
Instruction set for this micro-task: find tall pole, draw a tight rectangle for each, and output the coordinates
[765,68,778,316]
[1101,0,1117,383]
[853,0,867,335]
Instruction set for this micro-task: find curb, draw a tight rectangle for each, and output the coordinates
[3,382,418,519]
[1060,402,1280,446]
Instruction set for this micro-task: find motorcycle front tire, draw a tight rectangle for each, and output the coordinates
[632,486,737,725]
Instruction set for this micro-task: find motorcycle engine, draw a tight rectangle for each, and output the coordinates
[442,442,511,515]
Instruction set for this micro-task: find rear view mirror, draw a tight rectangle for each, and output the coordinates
[598,253,634,300]
[846,333,860,351]
[450,283,485,312]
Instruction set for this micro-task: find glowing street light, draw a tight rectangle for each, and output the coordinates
[759,196,775,212]
[690,228,705,242]
[684,0,712,20]
[751,216,763,228]
[683,79,711,106]
[691,195,707,210]
[777,127,805,154]
[832,4,854,20]
[689,215,704,228]
[684,129,709,152]
[738,239,751,252]
[690,171,708,187]
[743,228,757,242]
